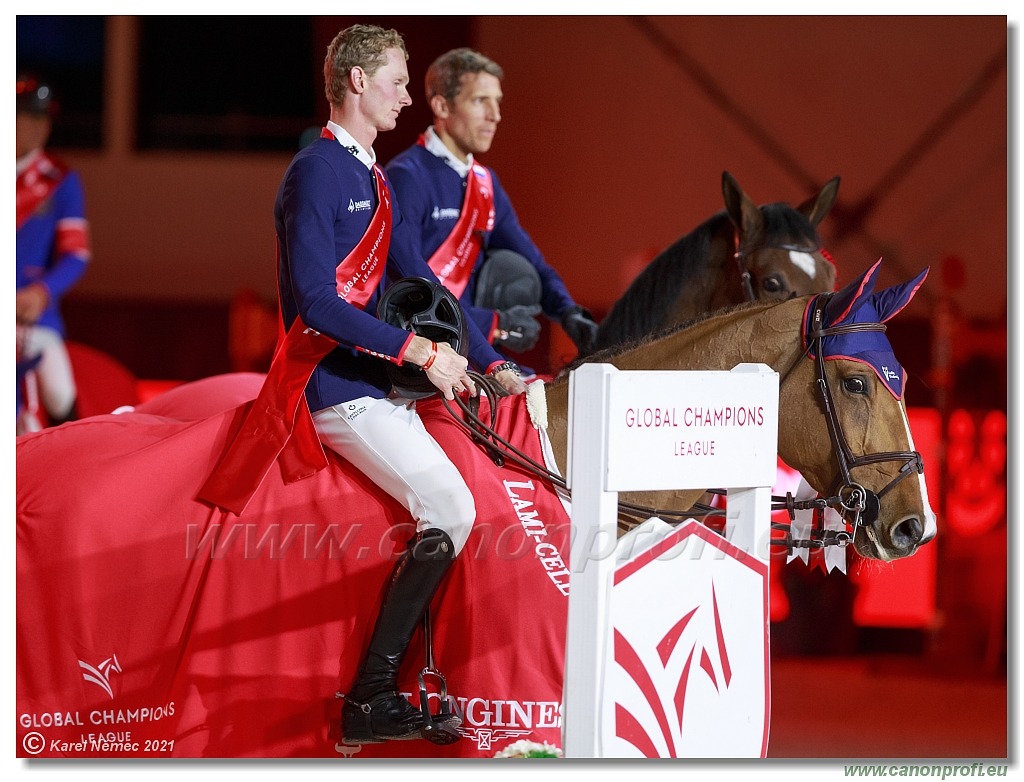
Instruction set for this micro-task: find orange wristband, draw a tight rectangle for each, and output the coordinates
[422,341,438,370]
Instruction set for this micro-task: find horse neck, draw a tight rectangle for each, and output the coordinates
[544,298,808,470]
[603,301,800,373]
[661,215,740,323]
[592,215,738,353]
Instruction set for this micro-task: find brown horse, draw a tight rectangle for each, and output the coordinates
[15,262,932,759]
[589,171,840,355]
[546,259,935,562]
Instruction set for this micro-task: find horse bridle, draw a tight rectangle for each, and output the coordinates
[775,294,924,550]
[733,231,822,303]
[437,294,923,553]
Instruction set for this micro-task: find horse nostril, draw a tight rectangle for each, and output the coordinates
[892,517,924,550]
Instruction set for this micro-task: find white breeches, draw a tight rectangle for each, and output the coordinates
[312,395,476,555]
[17,325,77,432]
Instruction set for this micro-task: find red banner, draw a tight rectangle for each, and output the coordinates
[425,153,495,298]
[17,153,68,229]
[17,378,571,758]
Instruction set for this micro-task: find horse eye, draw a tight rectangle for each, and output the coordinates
[843,376,868,395]
[762,275,784,294]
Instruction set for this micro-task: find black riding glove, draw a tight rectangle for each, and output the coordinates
[495,304,542,352]
[561,305,599,353]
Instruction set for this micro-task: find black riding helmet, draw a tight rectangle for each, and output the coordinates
[377,277,469,399]
[473,249,542,310]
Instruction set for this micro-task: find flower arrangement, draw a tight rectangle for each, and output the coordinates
[493,739,563,758]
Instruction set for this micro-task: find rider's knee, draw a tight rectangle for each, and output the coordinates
[421,481,476,556]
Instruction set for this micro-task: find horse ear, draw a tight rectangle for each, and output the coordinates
[823,258,883,326]
[872,266,930,323]
[721,170,762,237]
[796,176,840,227]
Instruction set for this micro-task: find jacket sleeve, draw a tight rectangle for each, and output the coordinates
[38,171,90,300]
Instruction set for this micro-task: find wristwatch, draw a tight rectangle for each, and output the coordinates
[489,360,521,376]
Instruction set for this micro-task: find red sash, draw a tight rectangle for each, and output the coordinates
[199,133,392,515]
[17,152,67,229]
[420,135,495,298]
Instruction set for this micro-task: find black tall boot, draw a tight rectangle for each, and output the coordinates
[341,528,457,744]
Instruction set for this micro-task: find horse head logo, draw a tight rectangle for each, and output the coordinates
[613,582,734,758]
[79,654,122,699]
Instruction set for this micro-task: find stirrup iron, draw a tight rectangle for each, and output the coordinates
[417,608,461,745]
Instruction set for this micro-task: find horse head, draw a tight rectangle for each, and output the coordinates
[776,259,936,561]
[722,170,839,305]
[548,259,935,565]
[590,172,841,356]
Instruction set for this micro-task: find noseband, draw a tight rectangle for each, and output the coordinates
[733,231,822,303]
[778,294,924,550]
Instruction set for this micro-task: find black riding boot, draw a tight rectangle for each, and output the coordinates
[341,528,457,744]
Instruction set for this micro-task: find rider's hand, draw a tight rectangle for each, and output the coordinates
[416,340,477,401]
[493,368,526,397]
[494,305,542,352]
[16,283,49,325]
[560,305,599,354]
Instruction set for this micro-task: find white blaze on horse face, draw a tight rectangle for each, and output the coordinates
[899,401,938,540]
[788,250,818,278]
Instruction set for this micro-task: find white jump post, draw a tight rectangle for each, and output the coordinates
[563,362,779,758]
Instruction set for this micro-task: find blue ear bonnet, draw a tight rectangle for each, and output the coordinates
[803,259,929,400]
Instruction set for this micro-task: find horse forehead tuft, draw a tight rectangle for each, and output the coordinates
[760,203,819,242]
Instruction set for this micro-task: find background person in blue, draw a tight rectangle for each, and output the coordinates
[16,73,90,431]
[385,47,598,365]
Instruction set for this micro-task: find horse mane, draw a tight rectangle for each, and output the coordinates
[593,212,729,352]
[557,298,771,381]
[592,203,823,355]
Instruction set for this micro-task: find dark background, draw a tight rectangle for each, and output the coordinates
[15,15,1011,759]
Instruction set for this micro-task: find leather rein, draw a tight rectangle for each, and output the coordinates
[440,293,922,553]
